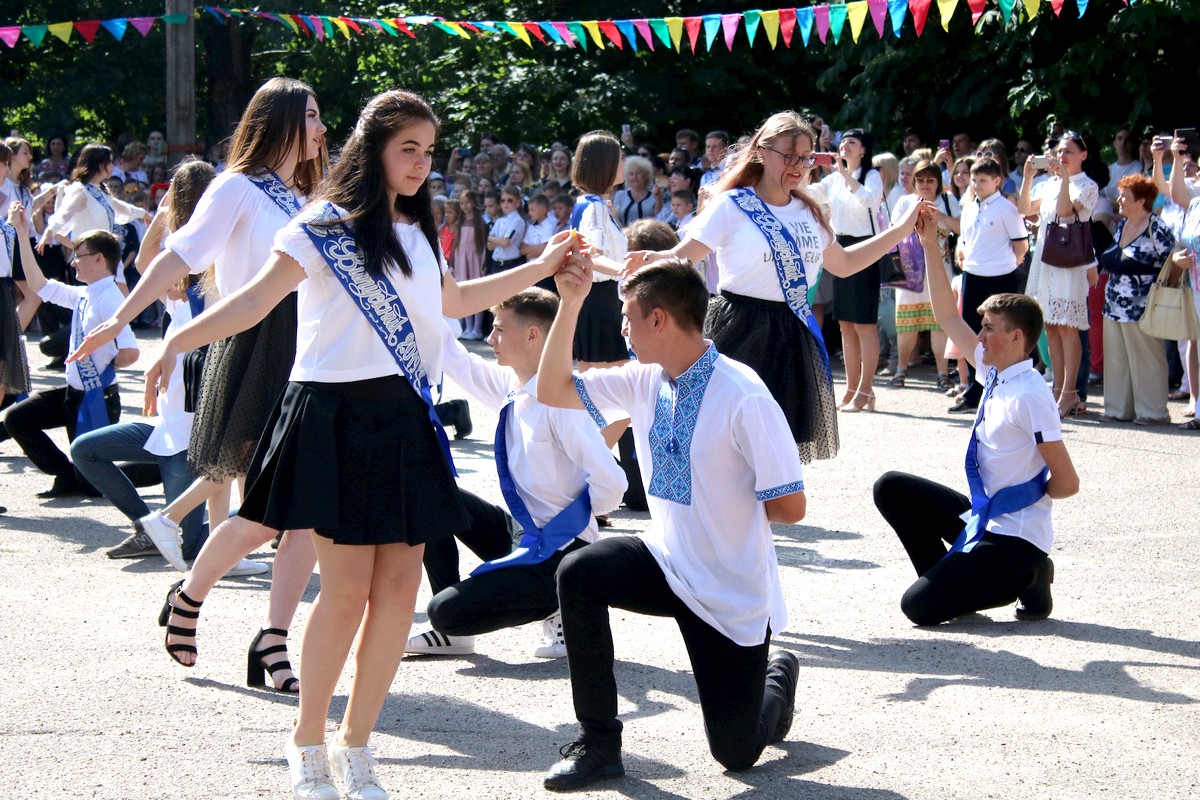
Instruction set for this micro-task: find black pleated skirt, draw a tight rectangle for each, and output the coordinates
[705,291,840,463]
[238,375,469,546]
[573,279,629,363]
[187,295,297,481]
[831,234,882,324]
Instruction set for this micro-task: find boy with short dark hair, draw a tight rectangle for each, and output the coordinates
[669,189,696,230]
[4,225,138,497]
[536,257,805,789]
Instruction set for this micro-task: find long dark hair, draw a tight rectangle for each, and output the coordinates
[224,77,328,196]
[313,89,440,279]
[70,144,113,186]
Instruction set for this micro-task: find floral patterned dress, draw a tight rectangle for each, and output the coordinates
[1100,215,1175,324]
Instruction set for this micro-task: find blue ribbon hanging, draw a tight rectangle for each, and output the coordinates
[71,295,116,436]
[471,399,591,576]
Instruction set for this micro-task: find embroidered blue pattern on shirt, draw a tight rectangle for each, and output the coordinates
[647,344,720,506]
[756,481,805,501]
[573,376,607,429]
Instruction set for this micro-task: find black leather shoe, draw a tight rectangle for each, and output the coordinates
[764,649,800,744]
[1015,557,1054,621]
[36,473,87,499]
[544,735,624,791]
[449,398,472,439]
[947,398,979,414]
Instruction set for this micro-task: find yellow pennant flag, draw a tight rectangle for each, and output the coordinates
[330,17,351,39]
[938,0,960,30]
[581,20,605,49]
[1022,0,1041,18]
[278,15,300,35]
[445,21,472,38]
[761,9,780,48]
[847,1,870,42]
[48,21,74,43]
[508,21,532,47]
[666,16,684,52]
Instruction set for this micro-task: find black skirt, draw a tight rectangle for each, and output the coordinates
[573,279,629,363]
[238,375,470,546]
[187,295,297,481]
[705,291,840,463]
[831,234,882,324]
[0,279,30,394]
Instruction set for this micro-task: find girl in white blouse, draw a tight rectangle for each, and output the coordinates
[71,78,330,696]
[145,89,579,800]
[626,112,921,462]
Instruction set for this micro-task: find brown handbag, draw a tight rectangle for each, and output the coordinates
[1041,214,1095,268]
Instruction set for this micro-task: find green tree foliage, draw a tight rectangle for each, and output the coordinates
[2,0,1197,159]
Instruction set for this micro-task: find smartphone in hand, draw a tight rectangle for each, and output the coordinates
[1176,127,1200,155]
[1030,155,1050,170]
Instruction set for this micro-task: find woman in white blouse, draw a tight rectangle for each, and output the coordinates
[71,78,329,695]
[145,89,578,800]
[38,143,152,295]
[808,129,886,412]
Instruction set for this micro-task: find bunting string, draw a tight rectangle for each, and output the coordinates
[0,2,1138,53]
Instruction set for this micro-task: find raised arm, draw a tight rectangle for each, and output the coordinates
[10,203,47,295]
[624,237,712,277]
[821,197,921,278]
[1017,159,1040,216]
[443,230,576,318]
[918,203,978,371]
[536,253,593,410]
[1168,137,1193,209]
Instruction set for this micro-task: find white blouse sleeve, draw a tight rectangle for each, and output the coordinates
[854,168,884,212]
[110,196,145,225]
[165,173,253,274]
[272,220,326,278]
[45,183,87,236]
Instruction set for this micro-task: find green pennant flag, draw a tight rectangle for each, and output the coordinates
[22,24,48,47]
[567,21,588,50]
[829,4,848,44]
[161,13,190,24]
[744,10,762,46]
[649,18,671,49]
[998,0,1016,22]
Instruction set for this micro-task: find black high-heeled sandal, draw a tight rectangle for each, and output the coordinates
[160,580,203,667]
[247,627,300,693]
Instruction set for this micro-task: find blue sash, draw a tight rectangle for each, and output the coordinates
[83,183,117,234]
[300,203,455,475]
[72,294,116,436]
[726,188,830,381]
[471,399,591,576]
[946,368,1048,556]
[569,194,616,231]
[184,281,206,320]
[245,171,302,218]
[1,218,14,265]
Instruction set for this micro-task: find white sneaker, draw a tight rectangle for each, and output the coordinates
[284,738,339,799]
[224,558,270,578]
[404,628,475,655]
[534,610,566,659]
[329,742,389,800]
[137,511,186,572]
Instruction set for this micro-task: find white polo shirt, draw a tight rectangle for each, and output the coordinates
[971,343,1062,553]
[573,344,804,646]
[37,275,136,390]
[439,323,626,541]
[490,210,526,262]
[959,192,1028,277]
[521,215,557,248]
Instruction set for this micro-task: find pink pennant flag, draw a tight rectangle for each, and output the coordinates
[721,13,739,50]
[309,16,324,41]
[967,0,987,23]
[1050,0,1065,14]
[633,18,654,50]
[74,20,101,43]
[814,5,830,43]
[552,21,576,47]
[868,0,888,36]
[684,17,702,52]
[0,26,21,48]
[129,17,156,37]
[909,0,932,36]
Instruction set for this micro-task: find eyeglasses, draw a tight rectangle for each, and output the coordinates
[761,146,816,168]
[71,251,99,264]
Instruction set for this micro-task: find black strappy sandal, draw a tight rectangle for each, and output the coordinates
[247,627,300,693]
[160,580,203,667]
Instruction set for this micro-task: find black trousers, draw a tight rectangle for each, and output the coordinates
[959,270,1022,404]
[4,385,121,477]
[556,536,785,771]
[873,471,1048,625]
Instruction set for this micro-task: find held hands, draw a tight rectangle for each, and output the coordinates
[621,249,667,278]
[540,229,582,279]
[554,239,593,307]
[7,201,27,235]
[915,200,940,243]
